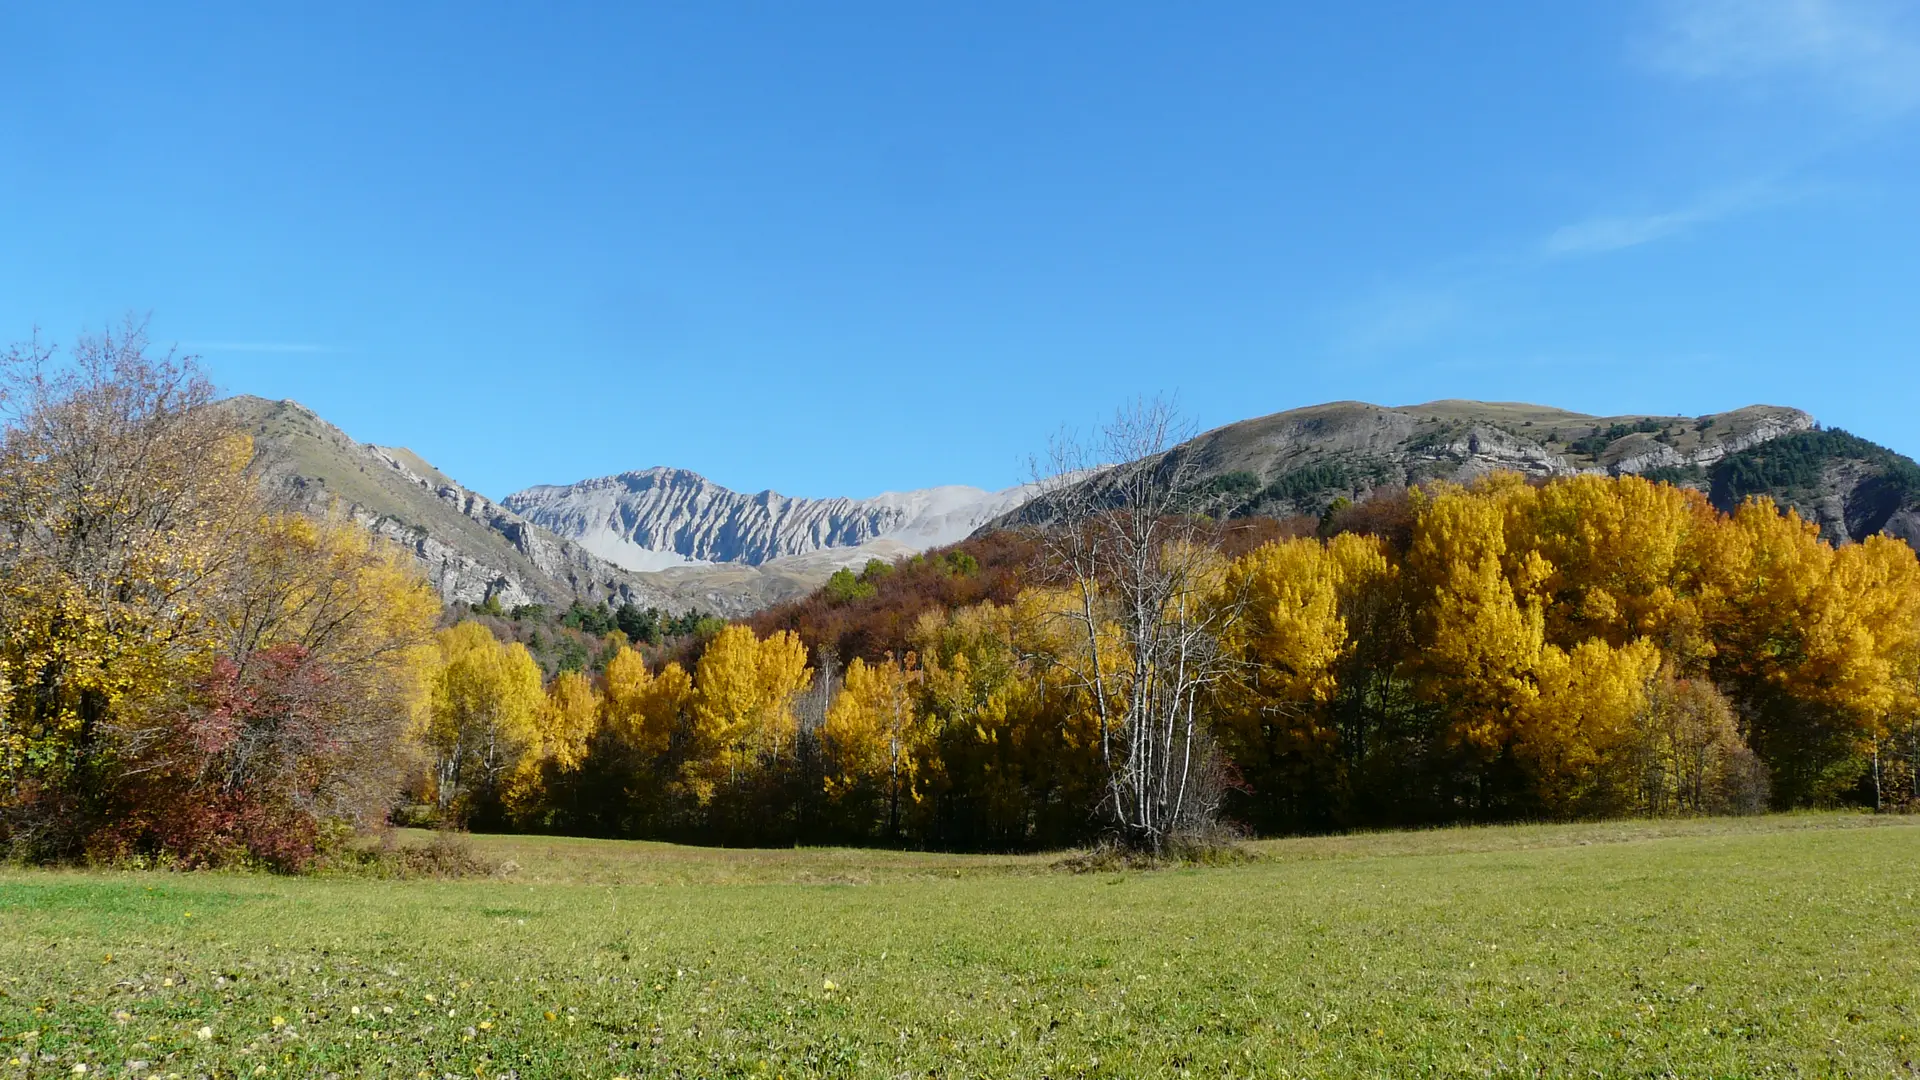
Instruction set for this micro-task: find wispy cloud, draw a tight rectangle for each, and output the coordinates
[1541,180,1790,257]
[1343,176,1798,352]
[1543,209,1704,257]
[1648,0,1920,116]
[184,341,336,355]
[1336,2,1910,355]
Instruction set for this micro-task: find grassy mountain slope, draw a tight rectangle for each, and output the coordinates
[993,400,1822,528]
[223,396,905,616]
[224,396,675,611]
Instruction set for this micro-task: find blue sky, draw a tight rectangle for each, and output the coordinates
[3,2,1917,499]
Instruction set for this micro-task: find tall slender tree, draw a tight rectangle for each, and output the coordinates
[1026,397,1246,853]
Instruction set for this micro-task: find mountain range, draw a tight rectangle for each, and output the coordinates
[502,469,1029,570]
[223,397,1027,617]
[226,396,1920,617]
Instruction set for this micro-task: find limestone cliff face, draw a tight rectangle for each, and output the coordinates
[1605,406,1816,475]
[503,467,1033,571]
[225,395,1911,620]
[227,398,673,611]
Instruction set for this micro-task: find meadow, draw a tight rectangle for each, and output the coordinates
[2,815,1917,1078]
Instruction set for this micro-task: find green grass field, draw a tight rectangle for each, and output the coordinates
[3,815,1917,1078]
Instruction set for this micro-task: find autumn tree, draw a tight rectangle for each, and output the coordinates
[194,513,439,826]
[0,324,441,866]
[909,595,1105,850]
[1518,474,1720,655]
[0,325,261,854]
[1703,502,1920,804]
[424,621,545,824]
[821,653,930,839]
[1629,671,1768,815]
[686,625,812,801]
[500,669,603,825]
[601,645,692,759]
[1211,532,1397,828]
[1400,476,1550,798]
[1028,399,1246,851]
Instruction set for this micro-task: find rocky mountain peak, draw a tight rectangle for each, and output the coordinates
[503,469,1033,571]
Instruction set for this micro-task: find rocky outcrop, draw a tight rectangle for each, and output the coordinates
[504,467,1033,571]
[1607,406,1815,475]
[225,394,1911,620]
[227,397,675,611]
[987,400,1832,530]
[1883,506,1920,548]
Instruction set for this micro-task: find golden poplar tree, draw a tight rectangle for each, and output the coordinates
[425,622,545,818]
[1404,477,1550,758]
[1515,638,1663,814]
[1204,531,1400,822]
[501,669,602,822]
[687,626,811,801]
[1520,474,1719,654]
[601,645,691,758]
[822,653,929,837]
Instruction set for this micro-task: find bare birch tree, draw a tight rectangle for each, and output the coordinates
[1028,396,1245,853]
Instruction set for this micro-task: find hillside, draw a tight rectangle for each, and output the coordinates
[1697,429,1920,545]
[747,517,1306,665]
[222,397,948,617]
[504,467,1032,568]
[991,399,1839,528]
[223,397,678,612]
[228,396,1917,620]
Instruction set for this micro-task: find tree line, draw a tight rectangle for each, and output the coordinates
[5,340,1916,867]
[459,405,1920,849]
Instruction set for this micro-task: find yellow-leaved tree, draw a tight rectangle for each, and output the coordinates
[601,645,692,760]
[1514,637,1663,815]
[906,592,1108,849]
[501,669,602,825]
[821,653,930,838]
[424,621,545,822]
[1519,474,1720,659]
[1403,477,1551,762]
[1213,532,1396,814]
[1700,498,1920,803]
[686,626,811,801]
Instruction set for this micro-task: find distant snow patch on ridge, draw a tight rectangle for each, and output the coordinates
[503,467,1034,572]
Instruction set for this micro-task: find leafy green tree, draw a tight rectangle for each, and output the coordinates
[825,568,877,605]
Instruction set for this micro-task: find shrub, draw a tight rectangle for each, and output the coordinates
[332,829,507,879]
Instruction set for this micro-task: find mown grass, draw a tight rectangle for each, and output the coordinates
[3,814,1917,1077]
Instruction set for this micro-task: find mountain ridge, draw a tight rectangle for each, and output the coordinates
[987,399,1919,547]
[223,396,678,612]
[223,395,1919,619]
[223,397,997,617]
[504,467,1032,570]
